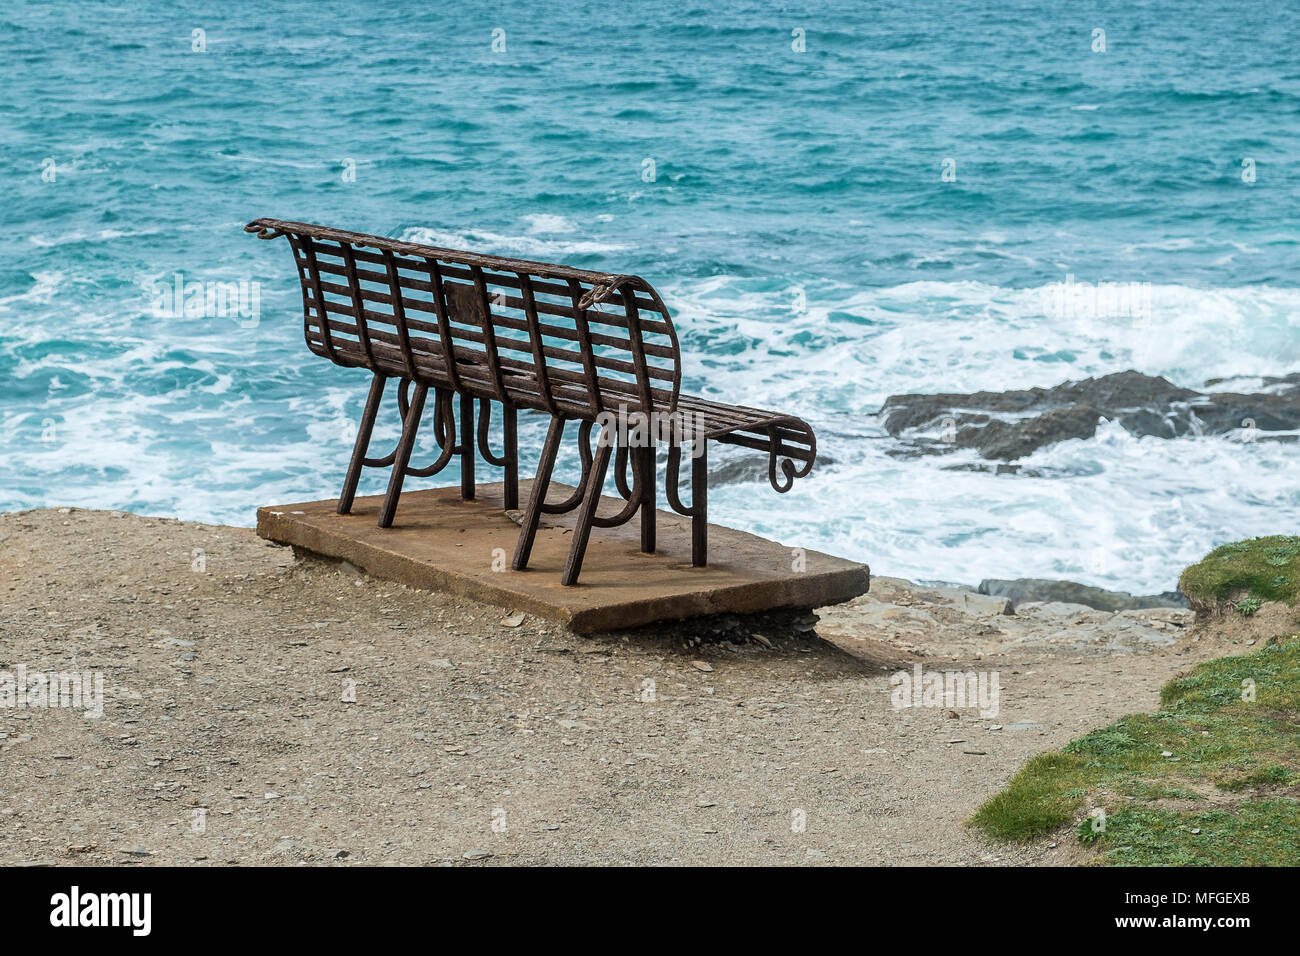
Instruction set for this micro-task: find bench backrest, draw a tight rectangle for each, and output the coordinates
[246,219,681,419]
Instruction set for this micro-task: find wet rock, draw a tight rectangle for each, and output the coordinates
[978,578,1187,611]
[881,369,1300,460]
[956,406,1101,460]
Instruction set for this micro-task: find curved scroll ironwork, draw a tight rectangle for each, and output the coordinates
[665,442,698,517]
[244,221,286,240]
[539,420,594,514]
[476,397,508,467]
[356,379,461,477]
[765,425,816,493]
[404,388,460,478]
[591,439,645,529]
[613,444,632,500]
[534,421,645,528]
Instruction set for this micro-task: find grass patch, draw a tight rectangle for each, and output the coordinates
[1075,801,1300,866]
[968,638,1300,864]
[1179,535,1300,608]
[968,752,1089,841]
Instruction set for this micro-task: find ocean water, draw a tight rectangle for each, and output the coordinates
[2,0,1298,593]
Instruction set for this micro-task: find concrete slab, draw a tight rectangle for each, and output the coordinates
[257,482,870,633]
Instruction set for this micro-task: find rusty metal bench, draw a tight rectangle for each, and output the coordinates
[246,218,816,585]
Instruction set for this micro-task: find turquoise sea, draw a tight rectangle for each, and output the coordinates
[3,0,1298,592]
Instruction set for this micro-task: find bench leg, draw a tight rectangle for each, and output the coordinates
[638,444,656,554]
[338,373,387,515]
[692,440,707,567]
[561,435,613,586]
[512,415,564,571]
[503,404,519,511]
[378,383,428,528]
[459,392,475,501]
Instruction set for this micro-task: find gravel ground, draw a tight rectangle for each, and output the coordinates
[0,508,1249,866]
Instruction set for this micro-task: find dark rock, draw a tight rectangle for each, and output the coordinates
[881,369,1300,460]
[1192,391,1300,435]
[977,578,1188,611]
[1056,370,1199,409]
[955,406,1100,460]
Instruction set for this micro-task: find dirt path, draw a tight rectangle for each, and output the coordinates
[0,509,1249,865]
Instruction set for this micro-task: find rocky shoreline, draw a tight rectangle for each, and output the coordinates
[974,577,1185,611]
[817,575,1196,662]
[880,369,1300,462]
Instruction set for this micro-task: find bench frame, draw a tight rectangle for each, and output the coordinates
[247,218,814,586]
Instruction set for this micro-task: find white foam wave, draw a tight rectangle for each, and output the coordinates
[523,214,577,234]
[664,277,1300,407]
[719,420,1299,595]
[401,226,626,258]
[3,274,1296,594]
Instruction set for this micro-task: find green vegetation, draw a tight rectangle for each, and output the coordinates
[969,637,1300,865]
[1069,801,1300,866]
[1235,596,1262,617]
[1179,535,1300,610]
